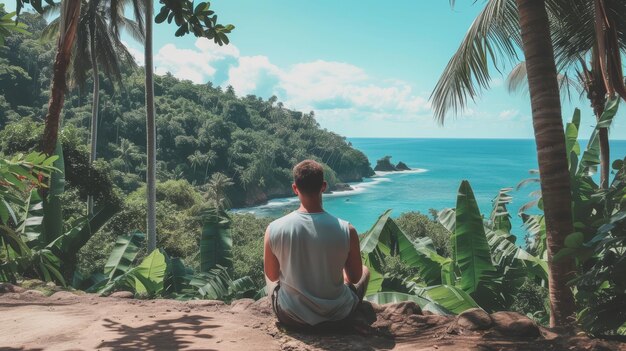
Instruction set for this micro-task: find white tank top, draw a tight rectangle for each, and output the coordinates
[269,210,358,325]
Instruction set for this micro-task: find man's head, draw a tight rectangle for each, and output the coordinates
[292,159,327,197]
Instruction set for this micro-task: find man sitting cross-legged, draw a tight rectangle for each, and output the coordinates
[264,159,370,328]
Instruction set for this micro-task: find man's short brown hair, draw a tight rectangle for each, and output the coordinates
[293,160,324,195]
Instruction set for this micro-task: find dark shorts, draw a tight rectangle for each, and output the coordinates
[270,283,364,329]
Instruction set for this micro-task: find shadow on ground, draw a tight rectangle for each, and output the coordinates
[98,314,220,351]
[272,301,396,351]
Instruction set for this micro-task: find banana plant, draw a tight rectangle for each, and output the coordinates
[362,180,546,314]
[200,207,233,272]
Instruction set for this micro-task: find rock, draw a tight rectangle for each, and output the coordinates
[2,293,22,299]
[456,308,492,330]
[110,291,134,299]
[374,156,397,172]
[230,298,256,312]
[491,311,540,337]
[248,297,272,316]
[395,161,411,171]
[332,183,354,192]
[0,283,25,294]
[50,291,79,300]
[21,290,46,298]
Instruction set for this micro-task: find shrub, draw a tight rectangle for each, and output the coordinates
[395,211,451,257]
[230,213,273,287]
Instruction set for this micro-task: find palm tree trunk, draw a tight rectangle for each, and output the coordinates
[596,106,610,189]
[515,0,576,327]
[591,6,612,189]
[87,24,99,215]
[145,0,157,252]
[41,0,82,156]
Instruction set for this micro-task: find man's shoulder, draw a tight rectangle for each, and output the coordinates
[268,211,298,229]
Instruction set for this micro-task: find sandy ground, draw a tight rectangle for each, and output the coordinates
[1,290,625,351]
[1,292,278,351]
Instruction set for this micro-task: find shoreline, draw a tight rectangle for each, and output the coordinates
[231,168,427,214]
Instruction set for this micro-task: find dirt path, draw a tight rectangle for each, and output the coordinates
[1,289,624,351]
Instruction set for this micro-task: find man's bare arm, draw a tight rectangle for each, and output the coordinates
[344,225,363,284]
[264,226,280,282]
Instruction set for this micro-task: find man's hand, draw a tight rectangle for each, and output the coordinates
[264,226,280,282]
[343,225,363,284]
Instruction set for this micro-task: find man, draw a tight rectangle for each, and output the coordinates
[264,159,370,328]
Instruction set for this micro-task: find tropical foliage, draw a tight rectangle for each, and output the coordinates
[519,105,626,335]
[361,180,547,317]
[87,210,257,301]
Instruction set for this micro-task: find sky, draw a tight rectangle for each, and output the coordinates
[10,0,626,139]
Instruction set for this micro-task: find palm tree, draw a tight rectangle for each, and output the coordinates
[507,0,626,188]
[557,0,626,188]
[431,0,576,326]
[111,138,141,172]
[41,0,81,156]
[187,151,205,175]
[203,150,217,180]
[515,0,576,327]
[204,172,234,211]
[44,0,144,213]
[144,0,156,252]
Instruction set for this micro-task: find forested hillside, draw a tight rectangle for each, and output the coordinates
[0,12,373,207]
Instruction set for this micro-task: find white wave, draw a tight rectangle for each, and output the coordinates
[231,173,404,213]
[374,168,428,176]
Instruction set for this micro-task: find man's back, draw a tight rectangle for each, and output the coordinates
[268,210,358,325]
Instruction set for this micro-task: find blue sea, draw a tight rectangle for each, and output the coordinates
[234,138,626,243]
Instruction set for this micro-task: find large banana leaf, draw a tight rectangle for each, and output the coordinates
[363,252,384,296]
[437,208,456,232]
[0,224,31,258]
[164,256,192,294]
[200,208,233,272]
[360,209,393,254]
[133,249,167,296]
[47,204,121,270]
[361,210,447,286]
[42,140,65,245]
[565,108,581,177]
[489,188,513,233]
[104,231,145,281]
[486,229,547,281]
[454,180,496,294]
[365,291,431,308]
[366,291,454,315]
[190,265,232,299]
[32,248,65,285]
[416,285,479,314]
[17,190,43,242]
[229,276,258,299]
[578,98,619,176]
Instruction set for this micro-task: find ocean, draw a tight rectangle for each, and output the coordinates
[233,138,626,243]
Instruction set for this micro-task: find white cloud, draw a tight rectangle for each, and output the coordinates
[128,39,432,122]
[498,109,520,120]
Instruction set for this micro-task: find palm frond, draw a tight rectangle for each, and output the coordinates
[431,0,521,123]
[506,61,585,101]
